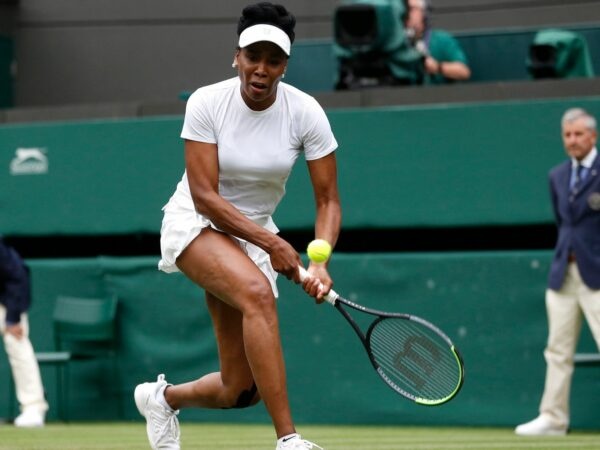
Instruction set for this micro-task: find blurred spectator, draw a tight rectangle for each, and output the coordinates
[405,0,471,83]
[0,237,48,427]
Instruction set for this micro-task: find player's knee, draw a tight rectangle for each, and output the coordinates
[243,279,276,316]
[225,383,260,409]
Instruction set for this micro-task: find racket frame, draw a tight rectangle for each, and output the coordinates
[298,266,464,406]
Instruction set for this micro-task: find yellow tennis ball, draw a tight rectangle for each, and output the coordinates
[307,239,332,263]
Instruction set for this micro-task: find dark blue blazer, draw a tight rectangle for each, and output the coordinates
[548,153,600,290]
[0,238,31,324]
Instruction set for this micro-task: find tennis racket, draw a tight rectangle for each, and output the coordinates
[298,266,464,406]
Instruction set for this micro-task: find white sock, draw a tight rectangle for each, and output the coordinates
[156,385,175,412]
[277,433,300,445]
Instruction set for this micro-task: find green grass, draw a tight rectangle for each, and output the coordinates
[0,423,599,450]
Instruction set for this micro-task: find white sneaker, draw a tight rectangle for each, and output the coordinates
[14,409,45,428]
[134,374,181,449]
[276,434,323,449]
[515,415,567,436]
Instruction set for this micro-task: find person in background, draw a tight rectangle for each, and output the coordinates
[0,237,48,427]
[134,2,341,449]
[404,0,471,84]
[516,108,600,436]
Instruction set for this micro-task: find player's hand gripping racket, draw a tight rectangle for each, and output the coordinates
[298,266,464,406]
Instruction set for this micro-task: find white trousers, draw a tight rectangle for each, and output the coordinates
[539,262,600,427]
[0,305,48,414]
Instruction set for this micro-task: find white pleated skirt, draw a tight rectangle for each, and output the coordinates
[158,190,279,297]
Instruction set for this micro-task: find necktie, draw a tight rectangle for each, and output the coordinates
[572,164,584,192]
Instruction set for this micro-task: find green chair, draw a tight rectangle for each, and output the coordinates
[35,295,120,421]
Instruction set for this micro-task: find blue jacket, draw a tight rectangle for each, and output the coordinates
[548,153,600,290]
[0,238,31,324]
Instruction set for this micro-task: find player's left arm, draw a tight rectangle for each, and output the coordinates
[305,152,342,298]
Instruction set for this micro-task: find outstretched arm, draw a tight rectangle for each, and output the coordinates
[303,151,342,299]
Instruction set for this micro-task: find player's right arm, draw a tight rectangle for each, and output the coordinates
[184,139,303,280]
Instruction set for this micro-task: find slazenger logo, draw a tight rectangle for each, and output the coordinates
[9,147,48,175]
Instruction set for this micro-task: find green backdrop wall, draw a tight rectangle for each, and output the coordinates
[2,96,600,236]
[1,252,598,428]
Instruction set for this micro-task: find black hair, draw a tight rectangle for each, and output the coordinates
[237,2,296,44]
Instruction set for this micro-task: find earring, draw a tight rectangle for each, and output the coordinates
[232,62,237,68]
[282,72,286,79]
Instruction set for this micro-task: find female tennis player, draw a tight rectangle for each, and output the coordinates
[134,3,340,449]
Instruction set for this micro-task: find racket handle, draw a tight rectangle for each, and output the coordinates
[297,266,339,305]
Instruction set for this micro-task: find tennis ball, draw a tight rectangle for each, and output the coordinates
[307,239,332,263]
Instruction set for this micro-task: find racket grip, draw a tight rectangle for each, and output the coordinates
[297,266,339,305]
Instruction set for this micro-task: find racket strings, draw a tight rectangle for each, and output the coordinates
[369,318,461,401]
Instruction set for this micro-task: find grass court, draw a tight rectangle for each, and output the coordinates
[1,423,599,449]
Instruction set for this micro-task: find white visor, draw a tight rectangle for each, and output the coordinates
[238,24,291,56]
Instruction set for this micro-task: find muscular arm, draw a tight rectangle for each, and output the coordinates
[304,151,342,298]
[307,152,341,250]
[184,139,302,280]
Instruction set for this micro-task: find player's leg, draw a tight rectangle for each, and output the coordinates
[164,291,260,409]
[172,227,294,437]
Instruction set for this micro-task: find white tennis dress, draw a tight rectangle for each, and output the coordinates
[158,77,337,293]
